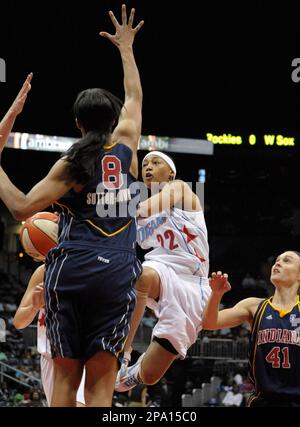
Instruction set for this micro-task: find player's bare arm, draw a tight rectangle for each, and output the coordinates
[202,271,263,330]
[101,5,143,142]
[101,5,144,177]
[13,265,45,329]
[138,180,201,217]
[0,73,32,152]
[0,159,75,220]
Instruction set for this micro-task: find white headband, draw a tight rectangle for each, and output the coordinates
[142,151,177,178]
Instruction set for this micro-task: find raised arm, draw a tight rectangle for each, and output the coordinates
[202,271,262,330]
[0,73,32,152]
[0,159,75,220]
[13,264,45,329]
[100,5,144,158]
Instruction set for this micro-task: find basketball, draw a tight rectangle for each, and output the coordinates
[20,212,59,260]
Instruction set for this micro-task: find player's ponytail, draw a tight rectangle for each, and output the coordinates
[64,131,107,184]
[64,88,122,185]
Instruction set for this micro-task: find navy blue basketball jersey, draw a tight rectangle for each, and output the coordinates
[54,143,139,250]
[248,296,300,400]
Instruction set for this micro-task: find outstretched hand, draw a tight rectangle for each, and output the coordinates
[9,73,33,117]
[100,4,144,49]
[209,271,231,295]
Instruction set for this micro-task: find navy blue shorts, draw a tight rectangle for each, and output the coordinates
[44,242,142,363]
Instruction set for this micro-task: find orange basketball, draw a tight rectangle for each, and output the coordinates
[20,212,59,260]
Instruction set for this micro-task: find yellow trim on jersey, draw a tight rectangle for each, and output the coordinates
[249,299,269,387]
[269,295,300,318]
[103,142,117,149]
[54,202,76,217]
[55,202,132,237]
[251,298,269,337]
[85,218,132,237]
[247,392,261,407]
[116,336,128,359]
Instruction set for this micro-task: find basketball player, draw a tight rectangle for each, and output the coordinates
[0,5,143,406]
[202,251,300,407]
[13,264,86,407]
[115,151,211,391]
[0,72,32,152]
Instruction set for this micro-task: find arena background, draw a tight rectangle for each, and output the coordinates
[0,0,300,408]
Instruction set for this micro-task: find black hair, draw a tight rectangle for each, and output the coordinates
[64,88,123,185]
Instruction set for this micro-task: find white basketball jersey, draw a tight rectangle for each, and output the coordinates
[137,208,209,277]
[37,308,51,356]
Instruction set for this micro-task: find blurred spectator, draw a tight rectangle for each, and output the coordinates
[235,326,249,344]
[25,389,44,407]
[256,276,267,291]
[241,273,256,290]
[219,327,232,337]
[184,378,194,395]
[222,382,243,407]
[160,377,173,407]
[13,392,24,406]
[0,351,8,362]
[0,382,9,400]
[240,378,254,403]
[141,311,156,328]
[233,372,243,386]
[127,384,152,407]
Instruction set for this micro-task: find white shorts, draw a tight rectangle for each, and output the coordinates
[143,260,211,359]
[40,355,86,406]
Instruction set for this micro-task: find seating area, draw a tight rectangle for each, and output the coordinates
[182,376,222,407]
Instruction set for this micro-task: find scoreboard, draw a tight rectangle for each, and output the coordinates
[206,132,296,148]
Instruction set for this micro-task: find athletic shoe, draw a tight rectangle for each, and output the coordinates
[115,353,144,392]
